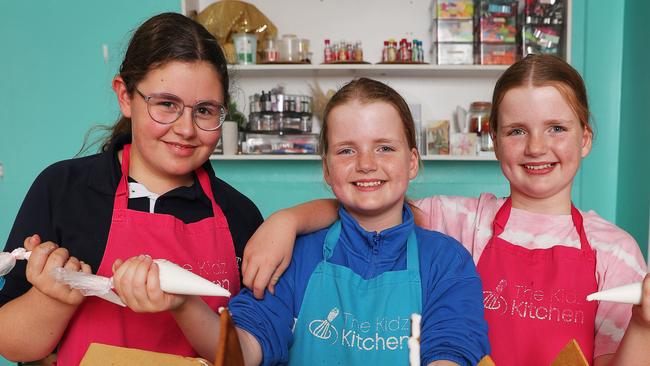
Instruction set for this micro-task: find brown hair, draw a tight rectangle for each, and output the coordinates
[99,12,229,151]
[320,77,418,157]
[490,54,593,137]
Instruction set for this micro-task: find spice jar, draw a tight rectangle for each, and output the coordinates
[467,102,493,151]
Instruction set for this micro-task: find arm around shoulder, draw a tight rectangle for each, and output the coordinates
[242,198,338,298]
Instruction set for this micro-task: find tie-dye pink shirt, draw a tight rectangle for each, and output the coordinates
[415,193,646,358]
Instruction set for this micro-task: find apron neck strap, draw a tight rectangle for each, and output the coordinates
[570,204,591,252]
[492,197,513,237]
[492,197,591,252]
[114,144,216,211]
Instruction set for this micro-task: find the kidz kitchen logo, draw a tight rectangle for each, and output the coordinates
[308,307,410,351]
[483,279,586,324]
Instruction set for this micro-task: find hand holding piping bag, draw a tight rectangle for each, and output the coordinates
[54,254,230,311]
[16,234,91,306]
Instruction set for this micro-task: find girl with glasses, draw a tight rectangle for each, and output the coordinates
[0,13,262,364]
[242,55,650,366]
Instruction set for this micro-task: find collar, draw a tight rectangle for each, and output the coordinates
[86,133,207,202]
[337,204,415,263]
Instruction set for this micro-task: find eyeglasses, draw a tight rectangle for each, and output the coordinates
[134,88,227,131]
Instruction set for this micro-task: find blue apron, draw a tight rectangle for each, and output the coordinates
[289,220,422,365]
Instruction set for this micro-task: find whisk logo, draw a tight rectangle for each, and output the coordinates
[483,279,508,315]
[308,307,340,344]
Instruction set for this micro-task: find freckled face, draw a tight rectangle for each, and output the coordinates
[323,101,419,227]
[494,86,592,205]
[118,61,224,185]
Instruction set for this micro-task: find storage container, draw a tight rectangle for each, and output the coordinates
[244,133,319,154]
[434,0,474,19]
[480,43,517,65]
[434,43,474,65]
[434,19,474,42]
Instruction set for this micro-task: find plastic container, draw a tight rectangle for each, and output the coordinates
[279,34,300,62]
[435,0,474,19]
[244,133,318,154]
[479,16,517,43]
[261,36,279,63]
[435,19,474,42]
[434,43,473,65]
[480,43,517,65]
[232,33,257,65]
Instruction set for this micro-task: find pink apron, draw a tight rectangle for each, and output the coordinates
[57,144,240,365]
[477,198,597,366]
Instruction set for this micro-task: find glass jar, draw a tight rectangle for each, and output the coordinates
[467,102,492,151]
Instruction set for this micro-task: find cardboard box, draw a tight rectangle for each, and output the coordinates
[551,339,589,366]
[80,343,213,366]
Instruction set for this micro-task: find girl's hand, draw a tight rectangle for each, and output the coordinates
[631,273,650,328]
[242,211,296,299]
[24,234,91,306]
[112,255,187,313]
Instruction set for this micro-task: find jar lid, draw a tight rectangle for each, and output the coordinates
[470,102,491,110]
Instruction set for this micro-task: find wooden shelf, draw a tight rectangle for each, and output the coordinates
[227,64,509,78]
[210,153,497,161]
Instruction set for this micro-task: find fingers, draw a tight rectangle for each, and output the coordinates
[63,255,81,272]
[241,261,258,294]
[25,242,59,283]
[641,273,650,306]
[113,255,168,312]
[146,262,164,303]
[267,258,290,295]
[252,263,276,300]
[80,260,92,274]
[23,234,41,251]
[112,258,124,274]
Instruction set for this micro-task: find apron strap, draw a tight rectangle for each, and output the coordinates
[491,197,592,254]
[323,221,342,260]
[406,231,420,272]
[113,144,132,209]
[491,197,512,237]
[570,204,592,253]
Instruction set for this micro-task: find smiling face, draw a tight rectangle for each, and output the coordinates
[323,101,419,231]
[114,61,224,193]
[494,85,592,212]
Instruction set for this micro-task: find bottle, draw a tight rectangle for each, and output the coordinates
[354,41,363,61]
[387,39,397,62]
[381,41,389,62]
[264,90,273,112]
[338,41,348,61]
[324,39,333,63]
[411,39,419,62]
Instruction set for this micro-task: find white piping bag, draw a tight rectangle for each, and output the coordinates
[586,282,642,305]
[53,259,231,306]
[0,248,31,276]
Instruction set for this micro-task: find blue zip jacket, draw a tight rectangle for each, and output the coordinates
[230,205,490,365]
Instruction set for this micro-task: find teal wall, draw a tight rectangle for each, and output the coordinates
[0,1,646,365]
[617,0,650,257]
[571,0,649,256]
[0,1,180,365]
[573,0,625,219]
